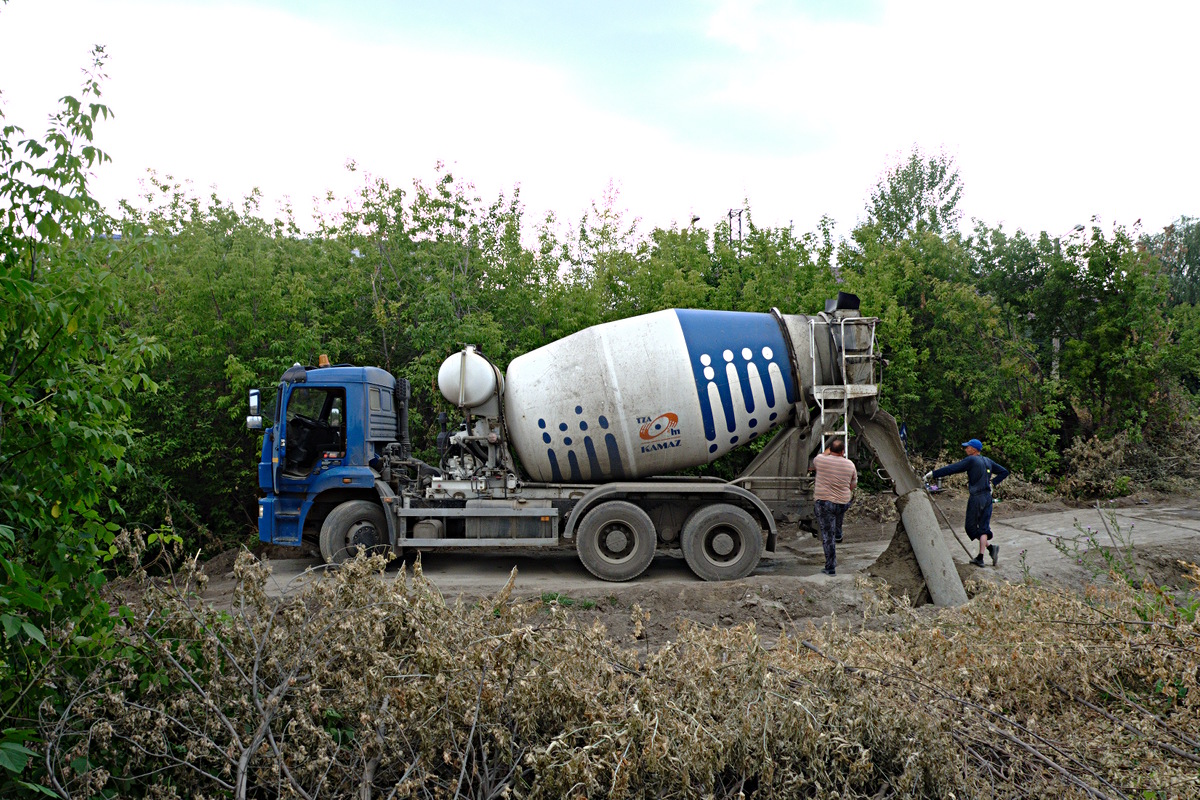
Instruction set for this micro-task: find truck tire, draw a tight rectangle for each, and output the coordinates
[680,503,763,581]
[319,500,389,565]
[576,501,657,582]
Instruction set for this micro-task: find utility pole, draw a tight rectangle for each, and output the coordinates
[727,209,743,254]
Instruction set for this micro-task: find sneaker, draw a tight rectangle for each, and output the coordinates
[821,568,836,576]
[988,544,1000,566]
[970,555,985,567]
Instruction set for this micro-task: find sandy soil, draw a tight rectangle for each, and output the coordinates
[198,490,1200,647]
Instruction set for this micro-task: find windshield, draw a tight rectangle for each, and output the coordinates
[286,387,344,425]
[281,386,347,476]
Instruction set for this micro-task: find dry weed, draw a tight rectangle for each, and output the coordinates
[39,554,1199,799]
[1063,424,1200,498]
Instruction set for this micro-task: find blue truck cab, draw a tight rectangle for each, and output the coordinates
[254,362,398,548]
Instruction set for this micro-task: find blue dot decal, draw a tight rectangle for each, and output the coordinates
[709,444,719,453]
[598,416,609,429]
[575,405,583,414]
[730,436,739,444]
[542,433,551,444]
[538,419,546,429]
[674,309,795,444]
[584,436,602,478]
[749,418,758,428]
[604,433,625,478]
[769,412,778,421]
[564,437,573,446]
[579,420,588,430]
[559,423,568,431]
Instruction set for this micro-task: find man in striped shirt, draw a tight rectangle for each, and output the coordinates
[811,437,858,576]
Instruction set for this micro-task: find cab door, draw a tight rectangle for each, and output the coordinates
[270,383,286,494]
[277,385,347,487]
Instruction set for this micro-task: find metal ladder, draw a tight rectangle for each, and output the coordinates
[809,316,878,451]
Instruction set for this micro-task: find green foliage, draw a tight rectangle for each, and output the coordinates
[540,591,597,609]
[114,175,362,542]
[1143,215,1200,306]
[108,143,1200,540]
[0,47,162,797]
[864,148,963,243]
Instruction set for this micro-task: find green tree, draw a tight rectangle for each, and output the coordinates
[1142,216,1200,306]
[114,175,367,543]
[0,48,162,795]
[1049,226,1174,437]
[840,213,1059,475]
[864,148,963,243]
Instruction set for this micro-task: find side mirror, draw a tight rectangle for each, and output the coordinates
[329,407,341,428]
[246,388,263,430]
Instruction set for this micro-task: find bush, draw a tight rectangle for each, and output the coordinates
[1061,421,1200,498]
[0,47,162,797]
[39,552,1200,798]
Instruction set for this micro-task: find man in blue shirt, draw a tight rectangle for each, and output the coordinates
[924,438,1010,567]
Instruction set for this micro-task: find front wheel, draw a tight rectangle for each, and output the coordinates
[319,500,390,565]
[680,503,763,581]
[575,501,657,581]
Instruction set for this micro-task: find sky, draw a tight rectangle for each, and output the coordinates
[1,0,1196,240]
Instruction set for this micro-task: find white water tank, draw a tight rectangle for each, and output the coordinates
[438,346,500,409]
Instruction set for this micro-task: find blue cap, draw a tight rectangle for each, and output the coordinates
[962,438,983,451]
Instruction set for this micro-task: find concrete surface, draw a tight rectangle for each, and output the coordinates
[221,497,1200,602]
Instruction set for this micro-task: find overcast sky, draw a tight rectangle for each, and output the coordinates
[1,0,1195,240]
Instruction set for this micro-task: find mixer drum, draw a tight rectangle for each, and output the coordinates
[504,309,803,483]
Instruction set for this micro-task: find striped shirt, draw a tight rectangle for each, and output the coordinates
[812,453,858,504]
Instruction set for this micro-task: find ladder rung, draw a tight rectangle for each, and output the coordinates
[812,384,879,400]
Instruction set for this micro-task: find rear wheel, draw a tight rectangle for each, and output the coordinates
[319,500,390,565]
[576,501,656,582]
[680,503,763,581]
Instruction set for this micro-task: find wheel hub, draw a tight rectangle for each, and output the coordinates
[348,521,379,550]
[600,524,633,561]
[704,526,742,564]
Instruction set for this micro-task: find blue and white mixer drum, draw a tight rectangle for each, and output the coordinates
[504,309,807,483]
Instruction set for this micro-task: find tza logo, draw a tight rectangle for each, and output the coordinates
[637,412,681,453]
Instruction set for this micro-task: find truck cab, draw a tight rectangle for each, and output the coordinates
[254,362,397,550]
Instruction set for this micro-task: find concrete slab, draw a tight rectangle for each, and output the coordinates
[942,499,1200,586]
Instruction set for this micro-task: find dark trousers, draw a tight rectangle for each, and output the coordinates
[965,492,994,541]
[815,499,848,572]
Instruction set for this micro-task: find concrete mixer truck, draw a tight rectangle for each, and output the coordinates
[248,293,966,599]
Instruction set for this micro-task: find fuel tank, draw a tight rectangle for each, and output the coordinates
[504,309,820,483]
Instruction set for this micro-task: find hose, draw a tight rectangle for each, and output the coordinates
[925,489,975,558]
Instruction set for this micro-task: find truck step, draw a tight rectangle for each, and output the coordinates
[273,513,302,546]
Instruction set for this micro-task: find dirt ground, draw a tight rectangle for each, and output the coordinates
[198,489,1200,648]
